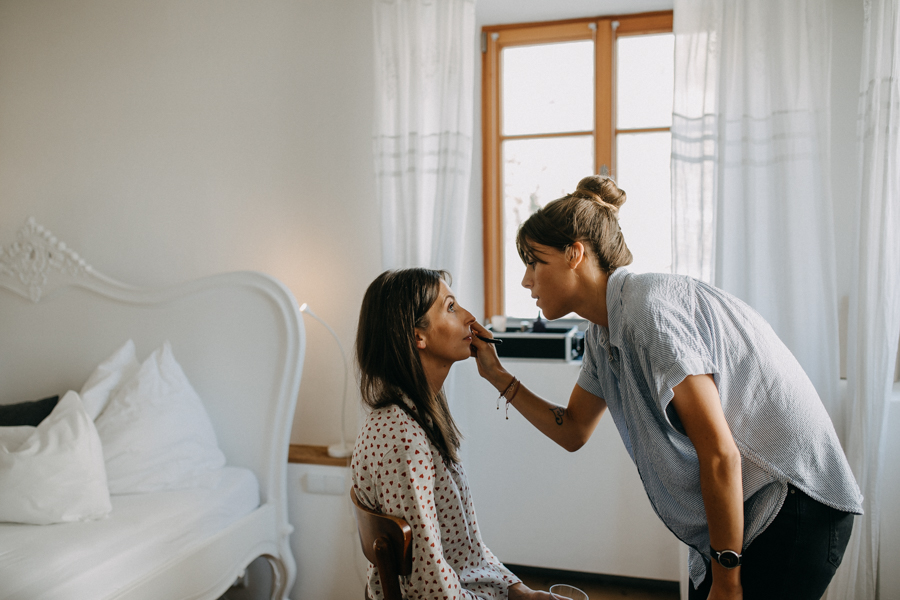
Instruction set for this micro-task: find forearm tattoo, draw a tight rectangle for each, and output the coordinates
[550,406,566,425]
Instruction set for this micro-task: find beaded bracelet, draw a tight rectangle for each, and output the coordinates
[497,376,520,420]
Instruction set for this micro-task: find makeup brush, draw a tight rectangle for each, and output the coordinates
[475,334,503,344]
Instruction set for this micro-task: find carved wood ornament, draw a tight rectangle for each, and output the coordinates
[0,218,92,302]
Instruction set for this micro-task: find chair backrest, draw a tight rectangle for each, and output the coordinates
[351,488,413,600]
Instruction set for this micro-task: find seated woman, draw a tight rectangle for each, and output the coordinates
[352,268,551,600]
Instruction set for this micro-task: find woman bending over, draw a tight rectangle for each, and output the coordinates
[470,176,862,600]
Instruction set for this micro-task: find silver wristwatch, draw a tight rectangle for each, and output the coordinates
[710,546,742,569]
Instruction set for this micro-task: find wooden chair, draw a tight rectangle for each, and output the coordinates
[350,488,413,600]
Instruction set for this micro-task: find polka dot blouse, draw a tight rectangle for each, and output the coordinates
[351,399,521,600]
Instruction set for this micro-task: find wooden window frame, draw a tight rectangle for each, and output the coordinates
[481,11,673,318]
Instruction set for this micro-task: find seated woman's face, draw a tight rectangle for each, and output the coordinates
[416,280,477,365]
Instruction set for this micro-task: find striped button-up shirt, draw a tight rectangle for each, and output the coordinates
[577,268,863,587]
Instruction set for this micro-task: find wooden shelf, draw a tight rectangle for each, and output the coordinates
[288,444,351,467]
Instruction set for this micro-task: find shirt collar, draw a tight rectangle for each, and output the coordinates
[398,393,434,426]
[399,393,418,414]
[606,267,630,348]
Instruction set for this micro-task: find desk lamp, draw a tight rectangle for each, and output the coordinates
[299,303,353,458]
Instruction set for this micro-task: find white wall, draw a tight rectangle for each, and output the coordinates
[0,0,380,447]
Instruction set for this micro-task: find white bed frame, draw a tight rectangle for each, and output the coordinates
[0,218,305,600]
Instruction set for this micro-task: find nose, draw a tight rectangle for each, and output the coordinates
[461,306,476,326]
[521,269,533,289]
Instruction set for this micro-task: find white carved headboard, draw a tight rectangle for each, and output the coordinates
[0,215,304,516]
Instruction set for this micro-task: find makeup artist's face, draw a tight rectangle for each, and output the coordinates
[521,242,577,320]
[416,280,477,364]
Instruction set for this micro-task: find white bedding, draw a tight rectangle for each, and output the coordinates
[0,467,260,600]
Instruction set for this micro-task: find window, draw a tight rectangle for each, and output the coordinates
[481,11,674,318]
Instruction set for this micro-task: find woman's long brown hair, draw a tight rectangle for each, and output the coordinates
[355,268,462,464]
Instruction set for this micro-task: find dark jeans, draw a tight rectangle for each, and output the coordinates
[689,485,854,600]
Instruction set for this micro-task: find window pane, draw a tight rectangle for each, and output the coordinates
[502,41,594,136]
[616,33,674,129]
[502,135,594,318]
[615,131,672,275]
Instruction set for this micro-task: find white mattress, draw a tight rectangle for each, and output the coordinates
[0,466,260,600]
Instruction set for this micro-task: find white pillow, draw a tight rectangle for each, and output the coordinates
[80,339,140,421]
[0,425,36,450]
[0,391,112,525]
[95,341,227,494]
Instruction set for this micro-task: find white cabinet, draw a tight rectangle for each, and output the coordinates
[287,462,368,600]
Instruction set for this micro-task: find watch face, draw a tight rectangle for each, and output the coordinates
[717,550,741,569]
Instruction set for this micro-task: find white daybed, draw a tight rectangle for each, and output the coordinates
[0,218,305,600]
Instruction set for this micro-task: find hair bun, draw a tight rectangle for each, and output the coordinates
[573,175,627,210]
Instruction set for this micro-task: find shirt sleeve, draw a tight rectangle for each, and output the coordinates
[477,541,522,589]
[367,428,487,600]
[625,275,719,431]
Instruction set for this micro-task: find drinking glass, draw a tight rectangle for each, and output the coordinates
[549,584,588,600]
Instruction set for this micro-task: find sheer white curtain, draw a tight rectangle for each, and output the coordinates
[826,1,900,598]
[674,1,900,598]
[372,0,475,274]
[671,0,839,413]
